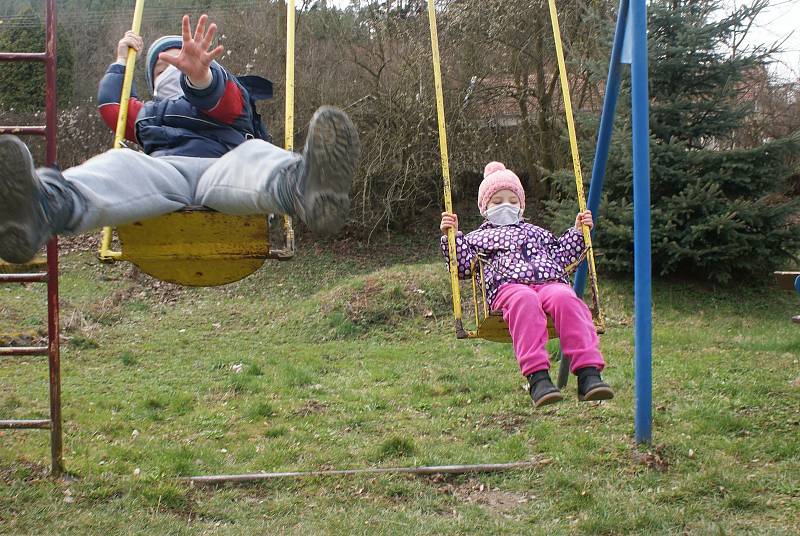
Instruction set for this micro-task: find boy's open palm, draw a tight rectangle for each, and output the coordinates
[159,14,224,85]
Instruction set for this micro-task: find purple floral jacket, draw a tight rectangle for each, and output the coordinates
[440,221,586,307]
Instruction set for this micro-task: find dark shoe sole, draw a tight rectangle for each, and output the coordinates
[300,106,360,236]
[579,386,615,402]
[534,390,564,408]
[0,135,46,264]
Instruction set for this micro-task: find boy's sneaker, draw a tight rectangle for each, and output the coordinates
[576,367,614,402]
[0,135,53,264]
[527,370,563,408]
[294,106,360,236]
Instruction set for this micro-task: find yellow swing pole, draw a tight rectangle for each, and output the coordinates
[99,0,145,261]
[426,0,468,339]
[546,0,605,330]
[282,0,296,250]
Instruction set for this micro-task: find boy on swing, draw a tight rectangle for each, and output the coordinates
[0,15,360,265]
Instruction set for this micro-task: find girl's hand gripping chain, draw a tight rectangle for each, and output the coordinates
[440,212,459,236]
[575,210,594,230]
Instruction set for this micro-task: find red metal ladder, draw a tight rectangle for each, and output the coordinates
[0,0,64,478]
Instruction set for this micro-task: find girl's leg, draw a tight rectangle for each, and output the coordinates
[534,282,605,373]
[492,283,551,376]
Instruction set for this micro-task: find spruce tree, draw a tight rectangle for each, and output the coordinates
[549,0,800,284]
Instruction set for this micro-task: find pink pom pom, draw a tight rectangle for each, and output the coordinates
[484,161,506,177]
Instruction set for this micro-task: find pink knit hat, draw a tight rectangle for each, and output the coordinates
[477,162,526,214]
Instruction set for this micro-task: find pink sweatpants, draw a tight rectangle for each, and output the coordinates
[492,282,605,377]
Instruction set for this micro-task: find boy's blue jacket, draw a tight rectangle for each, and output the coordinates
[97,62,272,158]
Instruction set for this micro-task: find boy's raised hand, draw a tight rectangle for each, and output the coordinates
[159,14,225,87]
[575,210,593,230]
[440,212,459,236]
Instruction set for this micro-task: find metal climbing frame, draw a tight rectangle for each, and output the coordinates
[0,0,64,477]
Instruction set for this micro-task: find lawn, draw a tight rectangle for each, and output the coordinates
[1,235,798,535]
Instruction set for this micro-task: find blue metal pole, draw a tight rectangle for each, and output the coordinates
[559,0,630,390]
[630,0,652,444]
[572,0,630,299]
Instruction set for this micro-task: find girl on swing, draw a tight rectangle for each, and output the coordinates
[439,162,614,408]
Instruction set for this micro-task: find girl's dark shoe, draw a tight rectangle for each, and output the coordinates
[576,367,614,401]
[527,370,563,407]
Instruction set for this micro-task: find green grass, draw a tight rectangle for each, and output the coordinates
[1,234,798,535]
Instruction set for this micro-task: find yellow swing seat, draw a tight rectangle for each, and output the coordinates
[105,209,293,287]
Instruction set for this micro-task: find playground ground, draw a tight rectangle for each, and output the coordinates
[1,236,798,535]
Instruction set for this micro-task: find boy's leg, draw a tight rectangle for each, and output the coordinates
[195,106,360,236]
[64,151,202,233]
[0,135,194,264]
[534,282,604,373]
[492,283,551,376]
[194,139,299,214]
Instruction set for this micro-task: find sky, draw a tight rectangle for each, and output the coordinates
[328,0,798,82]
[728,0,800,82]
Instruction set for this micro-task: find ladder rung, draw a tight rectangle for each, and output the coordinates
[0,273,48,283]
[0,52,48,62]
[0,346,49,357]
[0,419,51,429]
[0,126,47,136]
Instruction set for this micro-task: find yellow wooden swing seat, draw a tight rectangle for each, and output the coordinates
[104,209,293,287]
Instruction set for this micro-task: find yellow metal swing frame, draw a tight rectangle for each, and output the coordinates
[97,0,298,287]
[426,0,605,342]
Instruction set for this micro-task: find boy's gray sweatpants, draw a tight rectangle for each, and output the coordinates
[56,139,300,234]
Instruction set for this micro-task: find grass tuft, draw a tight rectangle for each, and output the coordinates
[375,436,416,461]
[120,351,137,366]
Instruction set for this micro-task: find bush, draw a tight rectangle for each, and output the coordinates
[0,7,74,111]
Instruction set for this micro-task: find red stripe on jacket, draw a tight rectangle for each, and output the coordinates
[98,98,143,143]
[205,80,244,124]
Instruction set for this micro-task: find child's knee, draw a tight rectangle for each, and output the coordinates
[550,283,578,301]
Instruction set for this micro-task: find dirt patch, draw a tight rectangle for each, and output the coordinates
[58,233,101,256]
[122,266,184,304]
[293,400,329,416]
[431,476,532,515]
[0,460,50,485]
[478,412,531,432]
[632,443,670,472]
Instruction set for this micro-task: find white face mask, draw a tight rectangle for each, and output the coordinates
[153,64,183,100]
[485,203,521,226]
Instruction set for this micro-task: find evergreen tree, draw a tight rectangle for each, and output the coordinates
[0,6,75,111]
[549,0,800,284]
